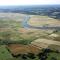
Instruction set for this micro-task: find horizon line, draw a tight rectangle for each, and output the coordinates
[0,4,60,6]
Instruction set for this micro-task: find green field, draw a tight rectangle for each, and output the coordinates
[47,52,60,60]
[0,45,14,60]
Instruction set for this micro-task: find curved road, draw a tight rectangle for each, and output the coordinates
[22,15,60,30]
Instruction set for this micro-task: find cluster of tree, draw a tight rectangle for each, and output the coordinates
[0,39,32,45]
[0,5,60,19]
[19,6,60,19]
[11,48,60,60]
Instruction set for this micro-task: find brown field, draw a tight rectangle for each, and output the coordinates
[7,44,40,55]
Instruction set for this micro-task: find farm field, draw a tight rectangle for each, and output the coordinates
[28,16,60,27]
[0,13,60,60]
[31,38,60,51]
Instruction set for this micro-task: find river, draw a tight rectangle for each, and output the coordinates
[22,15,60,30]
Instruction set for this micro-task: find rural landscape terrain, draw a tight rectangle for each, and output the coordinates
[0,5,60,60]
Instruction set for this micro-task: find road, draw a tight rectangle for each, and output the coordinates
[22,15,60,30]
